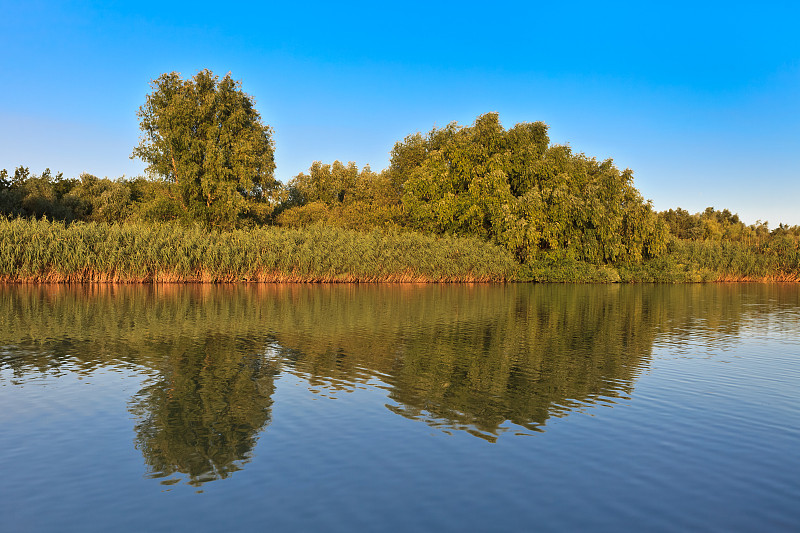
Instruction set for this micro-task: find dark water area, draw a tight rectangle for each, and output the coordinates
[1,283,799,531]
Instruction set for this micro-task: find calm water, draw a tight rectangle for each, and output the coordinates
[1,283,799,531]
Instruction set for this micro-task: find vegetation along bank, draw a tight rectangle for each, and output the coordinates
[2,70,798,282]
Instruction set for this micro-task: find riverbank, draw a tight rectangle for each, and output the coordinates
[521,257,799,283]
[2,218,797,283]
[0,217,518,283]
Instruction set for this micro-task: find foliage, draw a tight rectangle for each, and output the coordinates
[3,97,799,282]
[285,160,360,206]
[0,167,75,220]
[278,161,405,230]
[391,113,667,264]
[131,70,278,228]
[0,166,169,224]
[658,206,782,243]
[519,258,622,283]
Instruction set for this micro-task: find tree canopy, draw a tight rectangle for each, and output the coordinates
[391,113,667,263]
[131,70,278,228]
[277,160,404,230]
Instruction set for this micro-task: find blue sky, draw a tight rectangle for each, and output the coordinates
[2,0,798,225]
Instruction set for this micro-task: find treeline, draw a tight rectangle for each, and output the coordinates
[1,113,669,264]
[0,165,280,227]
[282,113,666,265]
[643,207,800,282]
[659,206,800,243]
[2,76,798,282]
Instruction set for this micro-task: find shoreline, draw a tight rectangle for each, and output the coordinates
[3,218,798,284]
[1,276,797,284]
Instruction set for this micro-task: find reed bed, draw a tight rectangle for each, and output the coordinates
[518,238,800,283]
[0,217,518,283]
[2,217,797,284]
[615,239,800,282]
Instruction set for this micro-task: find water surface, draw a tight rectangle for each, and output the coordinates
[1,284,799,531]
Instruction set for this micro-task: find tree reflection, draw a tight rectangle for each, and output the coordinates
[264,285,660,440]
[129,336,279,485]
[0,285,281,485]
[2,283,797,479]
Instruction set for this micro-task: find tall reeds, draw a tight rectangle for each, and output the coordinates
[0,217,518,282]
[616,239,800,282]
[2,217,796,283]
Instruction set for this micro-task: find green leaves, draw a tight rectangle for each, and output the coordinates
[131,70,277,229]
[279,161,405,230]
[393,113,667,264]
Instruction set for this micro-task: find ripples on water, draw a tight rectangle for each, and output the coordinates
[1,283,799,531]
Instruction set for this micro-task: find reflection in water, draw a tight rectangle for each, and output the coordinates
[265,284,658,439]
[1,283,798,484]
[1,285,282,486]
[129,338,279,485]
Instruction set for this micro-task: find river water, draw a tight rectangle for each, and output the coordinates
[1,284,799,531]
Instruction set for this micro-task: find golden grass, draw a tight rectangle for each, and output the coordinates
[0,217,518,283]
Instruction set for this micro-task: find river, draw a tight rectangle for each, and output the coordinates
[1,283,798,531]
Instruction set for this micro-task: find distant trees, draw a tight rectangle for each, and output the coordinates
[0,167,70,220]
[658,207,787,244]
[0,166,174,224]
[131,70,279,228]
[276,114,669,264]
[277,161,404,230]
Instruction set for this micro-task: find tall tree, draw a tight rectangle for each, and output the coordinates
[131,70,278,228]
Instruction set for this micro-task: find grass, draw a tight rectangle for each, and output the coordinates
[2,217,797,283]
[617,239,800,282]
[0,217,519,282]
[517,238,800,283]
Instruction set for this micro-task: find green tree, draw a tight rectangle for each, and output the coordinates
[286,160,359,206]
[63,173,137,223]
[131,70,278,228]
[278,161,405,230]
[393,113,666,264]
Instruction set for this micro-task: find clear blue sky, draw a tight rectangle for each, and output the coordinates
[2,1,798,225]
